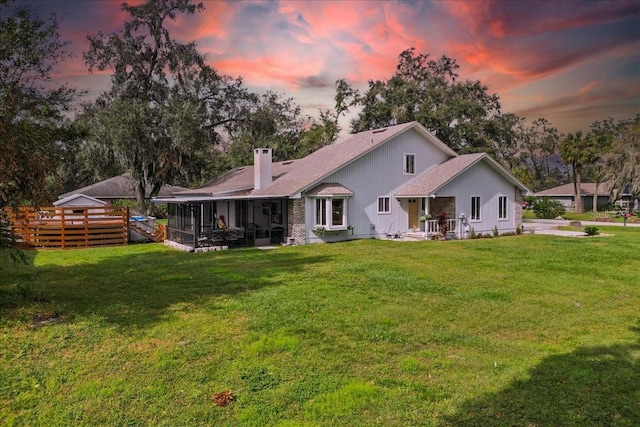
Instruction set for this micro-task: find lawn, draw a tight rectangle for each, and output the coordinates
[1,228,639,426]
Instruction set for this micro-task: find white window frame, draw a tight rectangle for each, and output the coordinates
[314,197,347,230]
[470,196,481,222]
[498,196,508,220]
[377,197,391,214]
[403,153,416,175]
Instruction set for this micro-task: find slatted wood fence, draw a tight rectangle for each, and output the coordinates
[6,206,129,249]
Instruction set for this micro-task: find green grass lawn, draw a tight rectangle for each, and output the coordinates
[2,229,639,426]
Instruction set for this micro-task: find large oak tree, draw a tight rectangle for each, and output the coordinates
[350,48,513,159]
[83,0,233,214]
[602,116,640,211]
[1,1,77,253]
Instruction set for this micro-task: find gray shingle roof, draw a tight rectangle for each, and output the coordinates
[58,174,189,200]
[535,182,613,197]
[172,121,458,200]
[178,161,297,196]
[306,183,354,197]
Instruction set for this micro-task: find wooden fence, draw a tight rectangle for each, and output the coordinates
[6,206,129,249]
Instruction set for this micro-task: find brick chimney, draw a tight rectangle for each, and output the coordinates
[254,148,272,190]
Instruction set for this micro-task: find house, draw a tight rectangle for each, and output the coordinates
[534,182,629,212]
[53,193,107,210]
[154,121,530,249]
[57,174,188,206]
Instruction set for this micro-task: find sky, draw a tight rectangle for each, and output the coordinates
[21,0,640,135]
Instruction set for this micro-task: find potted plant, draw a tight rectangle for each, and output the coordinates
[419,213,432,222]
[312,225,326,236]
[437,211,448,239]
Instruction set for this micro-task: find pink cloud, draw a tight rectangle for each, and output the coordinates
[169,1,235,42]
[26,0,637,135]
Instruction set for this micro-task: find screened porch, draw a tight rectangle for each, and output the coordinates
[165,199,287,249]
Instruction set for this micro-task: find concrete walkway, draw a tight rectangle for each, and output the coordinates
[523,218,640,237]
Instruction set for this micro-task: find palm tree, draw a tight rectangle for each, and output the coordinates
[559,131,596,213]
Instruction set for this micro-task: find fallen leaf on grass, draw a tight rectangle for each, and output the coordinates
[212,390,233,407]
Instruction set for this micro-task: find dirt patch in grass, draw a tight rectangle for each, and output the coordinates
[30,311,60,328]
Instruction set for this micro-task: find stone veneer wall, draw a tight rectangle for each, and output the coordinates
[287,198,306,245]
[429,197,455,218]
[515,188,523,230]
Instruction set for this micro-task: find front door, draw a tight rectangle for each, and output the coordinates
[408,198,419,229]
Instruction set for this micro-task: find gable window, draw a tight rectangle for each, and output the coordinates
[471,196,481,221]
[377,197,391,214]
[403,153,415,175]
[315,197,347,229]
[498,196,508,220]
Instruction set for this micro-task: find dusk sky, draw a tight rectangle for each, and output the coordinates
[23,0,640,135]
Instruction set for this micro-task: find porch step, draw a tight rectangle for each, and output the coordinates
[401,232,428,241]
[128,213,165,243]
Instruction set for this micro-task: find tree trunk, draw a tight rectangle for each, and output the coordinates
[575,164,583,213]
[593,180,599,215]
[571,162,579,213]
[135,180,151,216]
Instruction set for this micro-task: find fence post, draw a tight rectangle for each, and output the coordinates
[60,208,66,249]
[24,208,31,247]
[84,207,89,247]
[125,206,130,245]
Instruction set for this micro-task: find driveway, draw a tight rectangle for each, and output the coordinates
[523,218,640,237]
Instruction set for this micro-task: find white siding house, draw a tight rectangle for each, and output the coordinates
[155,122,530,249]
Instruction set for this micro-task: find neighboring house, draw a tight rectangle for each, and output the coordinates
[534,182,624,212]
[57,174,188,206]
[154,121,530,249]
[52,193,108,218]
[53,193,107,210]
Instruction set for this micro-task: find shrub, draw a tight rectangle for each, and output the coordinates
[532,197,566,219]
[492,225,499,237]
[584,226,600,236]
[522,195,536,209]
[469,228,477,239]
[312,226,326,236]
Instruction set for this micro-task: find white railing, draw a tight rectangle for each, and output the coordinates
[425,219,457,235]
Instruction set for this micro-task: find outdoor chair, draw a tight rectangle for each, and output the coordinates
[225,229,241,246]
[212,230,225,246]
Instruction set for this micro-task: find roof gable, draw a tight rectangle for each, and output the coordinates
[53,193,107,207]
[397,153,530,196]
[173,121,458,200]
[253,121,456,197]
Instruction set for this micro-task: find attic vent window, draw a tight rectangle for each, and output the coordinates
[372,129,387,134]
